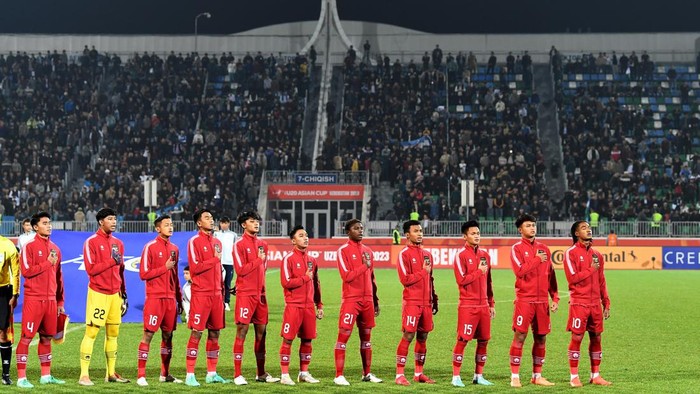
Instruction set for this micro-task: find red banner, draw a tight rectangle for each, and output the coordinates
[267,184,364,200]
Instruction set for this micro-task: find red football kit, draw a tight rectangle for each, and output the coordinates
[397,244,437,333]
[187,230,224,331]
[336,239,378,330]
[280,248,322,340]
[83,228,125,296]
[139,236,182,333]
[564,241,610,334]
[232,232,269,325]
[453,245,494,341]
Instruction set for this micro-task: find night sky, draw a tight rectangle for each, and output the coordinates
[2,0,699,35]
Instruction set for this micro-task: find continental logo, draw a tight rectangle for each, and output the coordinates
[550,247,661,269]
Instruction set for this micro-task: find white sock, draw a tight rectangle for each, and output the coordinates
[571,374,579,380]
[591,372,600,379]
[533,373,542,379]
[452,375,461,380]
[186,373,195,379]
[41,375,50,379]
[395,374,403,379]
[474,373,482,380]
[281,373,290,379]
[207,371,216,377]
[511,373,520,379]
[414,373,421,377]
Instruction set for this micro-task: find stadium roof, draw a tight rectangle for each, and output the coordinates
[2,0,700,35]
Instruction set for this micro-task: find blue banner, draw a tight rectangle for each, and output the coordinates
[14,230,197,323]
[662,247,700,270]
[400,135,432,150]
[295,174,337,184]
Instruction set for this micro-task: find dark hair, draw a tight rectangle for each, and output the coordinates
[30,211,51,227]
[192,208,212,223]
[219,216,230,224]
[22,218,31,225]
[96,208,117,223]
[237,211,261,225]
[461,220,480,234]
[154,214,171,228]
[403,220,421,234]
[183,265,190,271]
[515,213,536,228]
[570,220,587,244]
[344,218,362,232]
[289,225,305,239]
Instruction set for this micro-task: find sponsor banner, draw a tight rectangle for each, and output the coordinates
[267,184,364,200]
[662,247,700,269]
[295,173,337,184]
[549,246,662,270]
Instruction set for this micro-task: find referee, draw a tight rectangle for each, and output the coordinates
[0,234,19,385]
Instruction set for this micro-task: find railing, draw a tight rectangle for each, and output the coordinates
[263,171,369,184]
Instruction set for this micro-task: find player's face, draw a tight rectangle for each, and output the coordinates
[22,222,32,233]
[99,215,117,234]
[463,227,481,247]
[156,218,174,238]
[183,270,191,281]
[241,218,260,234]
[576,222,593,242]
[518,221,537,239]
[406,224,423,245]
[347,223,364,242]
[33,217,52,237]
[198,212,214,232]
[219,221,230,231]
[291,230,309,250]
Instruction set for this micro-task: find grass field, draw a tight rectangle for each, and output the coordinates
[7,268,700,393]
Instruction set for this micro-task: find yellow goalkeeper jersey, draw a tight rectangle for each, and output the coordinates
[0,236,19,295]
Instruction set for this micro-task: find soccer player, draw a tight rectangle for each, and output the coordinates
[333,219,382,386]
[232,211,279,385]
[214,216,237,311]
[79,207,129,386]
[278,225,323,385]
[136,215,184,386]
[184,208,228,386]
[394,220,439,386]
[451,220,495,387]
[181,266,192,322]
[565,221,612,387]
[508,214,559,387]
[0,232,20,385]
[16,211,65,388]
[17,218,35,251]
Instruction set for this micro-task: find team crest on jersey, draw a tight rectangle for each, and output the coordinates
[352,254,357,259]
[579,256,584,261]
[158,252,163,257]
[246,248,251,253]
[479,257,487,266]
[468,259,473,264]
[203,246,208,252]
[214,244,221,254]
[525,251,529,256]
[296,263,301,268]
[38,250,43,256]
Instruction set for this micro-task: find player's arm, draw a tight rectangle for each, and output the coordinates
[19,245,52,278]
[510,244,541,278]
[233,242,263,276]
[9,246,19,295]
[454,254,483,286]
[430,268,439,314]
[188,238,216,274]
[280,256,309,289]
[564,249,595,284]
[486,261,495,308]
[598,256,611,311]
[139,244,169,280]
[337,249,369,283]
[548,262,560,303]
[371,269,379,312]
[174,263,183,306]
[56,250,65,308]
[397,251,428,286]
[83,239,115,276]
[312,260,322,308]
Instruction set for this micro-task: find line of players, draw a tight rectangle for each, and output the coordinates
[0,209,611,388]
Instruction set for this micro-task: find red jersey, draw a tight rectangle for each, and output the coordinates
[187,230,223,296]
[84,228,126,295]
[20,236,64,305]
[233,232,268,297]
[564,242,611,308]
[139,235,182,303]
[510,238,559,303]
[336,239,378,305]
[397,244,437,307]
[453,245,494,307]
[280,248,322,308]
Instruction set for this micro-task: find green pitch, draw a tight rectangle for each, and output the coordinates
[9,269,699,393]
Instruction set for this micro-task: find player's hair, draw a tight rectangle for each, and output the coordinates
[570,220,587,244]
[30,211,51,227]
[515,213,537,228]
[237,210,261,225]
[461,220,480,234]
[22,218,31,225]
[154,214,171,228]
[219,216,231,224]
[192,208,212,223]
[96,207,117,223]
[403,219,421,234]
[183,265,190,271]
[289,225,305,239]
[344,218,362,232]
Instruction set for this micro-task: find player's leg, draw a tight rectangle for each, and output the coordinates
[252,299,277,382]
[0,287,13,385]
[333,302,357,385]
[396,305,417,385]
[358,302,380,382]
[413,306,434,383]
[203,297,227,383]
[223,265,233,310]
[452,306,473,387]
[16,301,39,387]
[80,289,107,385]
[279,338,294,385]
[279,305,299,385]
[297,306,318,383]
[509,301,530,387]
[37,301,62,385]
[233,295,253,383]
[136,330,155,385]
[531,303,554,386]
[159,299,180,383]
[567,305,587,387]
[104,293,127,382]
[185,295,211,386]
[588,306,611,386]
[472,306,493,386]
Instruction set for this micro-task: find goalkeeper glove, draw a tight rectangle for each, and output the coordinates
[121,295,129,317]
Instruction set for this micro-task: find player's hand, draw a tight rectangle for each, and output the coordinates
[260,295,267,305]
[551,301,559,313]
[536,250,548,262]
[229,286,237,296]
[121,297,129,317]
[489,307,496,320]
[316,308,324,320]
[478,263,488,274]
[58,306,65,315]
[423,260,432,274]
[9,295,17,308]
[177,303,184,315]
[603,308,611,320]
[48,254,58,266]
[374,304,380,317]
[165,257,176,270]
[432,302,439,315]
[362,253,371,267]
[258,249,266,261]
[306,269,313,280]
[591,261,600,270]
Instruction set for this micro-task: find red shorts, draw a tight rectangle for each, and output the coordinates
[402,304,434,333]
[338,300,375,330]
[280,305,317,340]
[188,294,225,331]
[21,299,57,337]
[235,295,269,325]
[512,301,551,335]
[457,305,491,341]
[567,304,604,334]
[143,298,178,333]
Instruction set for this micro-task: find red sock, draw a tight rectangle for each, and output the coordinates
[334,331,351,377]
[185,335,200,374]
[395,338,410,375]
[475,340,488,375]
[589,334,602,374]
[509,340,523,375]
[359,329,372,376]
[16,337,30,379]
[299,341,312,372]
[233,337,244,377]
[568,336,582,376]
[279,342,291,375]
[452,339,467,376]
[137,341,150,378]
[206,338,219,374]
[254,337,266,377]
[160,340,172,377]
[38,339,51,376]
[414,339,427,376]
[533,341,546,374]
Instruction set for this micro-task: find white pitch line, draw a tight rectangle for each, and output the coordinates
[16,324,86,349]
